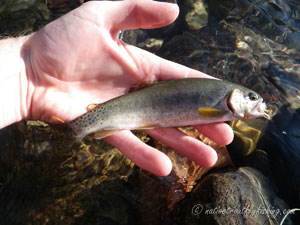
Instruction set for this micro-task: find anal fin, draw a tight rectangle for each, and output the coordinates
[93,124,159,139]
[135,124,160,130]
[93,130,120,139]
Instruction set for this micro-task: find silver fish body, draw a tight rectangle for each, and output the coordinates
[67,78,270,140]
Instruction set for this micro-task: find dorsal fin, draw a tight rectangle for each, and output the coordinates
[129,81,156,92]
[51,116,65,124]
[86,103,99,111]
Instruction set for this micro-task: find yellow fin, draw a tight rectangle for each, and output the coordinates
[197,108,228,118]
[93,130,119,139]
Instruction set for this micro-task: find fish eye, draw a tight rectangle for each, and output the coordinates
[248,92,259,101]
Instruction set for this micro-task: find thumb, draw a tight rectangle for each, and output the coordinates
[107,0,179,31]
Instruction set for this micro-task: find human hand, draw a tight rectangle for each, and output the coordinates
[24,0,233,176]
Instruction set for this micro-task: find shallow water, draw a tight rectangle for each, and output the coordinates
[159,0,300,222]
[215,0,300,217]
[238,0,300,48]
[0,0,300,224]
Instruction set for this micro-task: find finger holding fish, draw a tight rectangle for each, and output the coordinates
[124,42,215,81]
[154,55,216,80]
[104,130,173,176]
[193,122,234,146]
[104,127,221,176]
[146,127,218,168]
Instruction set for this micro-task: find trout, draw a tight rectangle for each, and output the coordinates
[66,78,271,140]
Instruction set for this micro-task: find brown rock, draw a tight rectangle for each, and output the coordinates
[177,167,292,225]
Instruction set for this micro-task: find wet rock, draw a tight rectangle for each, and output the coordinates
[138,127,233,225]
[0,121,233,225]
[184,0,208,30]
[0,0,82,35]
[122,30,148,47]
[210,0,300,48]
[0,122,135,224]
[229,149,272,177]
[209,0,235,21]
[137,38,164,53]
[229,119,268,156]
[1,0,300,224]
[175,167,292,225]
[157,6,300,221]
[47,0,82,14]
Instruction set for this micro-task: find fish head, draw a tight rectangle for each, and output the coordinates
[228,89,271,120]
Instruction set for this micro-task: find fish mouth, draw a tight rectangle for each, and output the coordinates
[254,100,272,120]
[263,108,272,120]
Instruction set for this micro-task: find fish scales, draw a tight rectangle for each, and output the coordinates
[67,78,270,140]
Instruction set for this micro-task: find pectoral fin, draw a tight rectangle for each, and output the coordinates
[197,108,228,118]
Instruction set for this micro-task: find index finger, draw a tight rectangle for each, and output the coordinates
[128,44,217,81]
[108,0,179,31]
[155,57,218,81]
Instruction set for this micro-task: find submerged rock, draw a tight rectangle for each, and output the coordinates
[157,3,300,216]
[229,119,268,156]
[175,167,292,225]
[1,0,300,224]
[184,0,208,30]
[138,127,233,225]
[0,122,232,225]
[0,122,135,224]
[0,0,82,35]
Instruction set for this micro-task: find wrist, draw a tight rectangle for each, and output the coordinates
[0,35,33,128]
